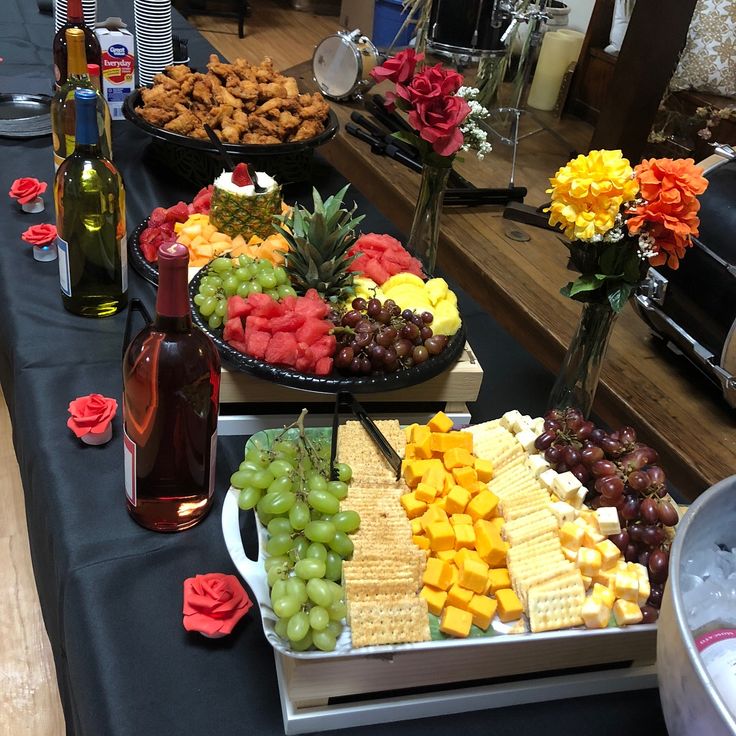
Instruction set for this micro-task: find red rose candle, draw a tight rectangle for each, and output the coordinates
[67,393,118,445]
[21,223,58,262]
[183,573,252,637]
[9,178,47,213]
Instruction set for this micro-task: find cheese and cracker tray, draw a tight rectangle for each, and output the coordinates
[224,407,675,657]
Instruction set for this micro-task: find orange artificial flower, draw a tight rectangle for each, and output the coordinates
[626,158,708,269]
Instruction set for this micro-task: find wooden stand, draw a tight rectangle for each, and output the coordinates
[217,342,483,435]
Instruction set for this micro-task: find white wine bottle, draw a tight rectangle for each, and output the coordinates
[54,88,127,317]
[51,27,111,170]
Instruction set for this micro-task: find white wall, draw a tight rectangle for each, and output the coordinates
[563,0,596,32]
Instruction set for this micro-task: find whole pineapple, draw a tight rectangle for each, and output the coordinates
[275,185,364,303]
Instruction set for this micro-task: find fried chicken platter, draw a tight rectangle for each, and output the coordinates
[134,55,332,145]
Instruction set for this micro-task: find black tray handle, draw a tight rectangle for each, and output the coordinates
[122,298,153,357]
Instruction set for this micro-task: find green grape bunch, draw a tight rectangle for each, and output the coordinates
[193,255,297,330]
[231,410,360,652]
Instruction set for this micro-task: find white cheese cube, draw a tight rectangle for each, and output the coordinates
[613,571,639,603]
[552,471,582,501]
[515,429,538,454]
[526,454,551,477]
[582,597,611,629]
[539,468,558,491]
[595,507,621,536]
[613,598,643,626]
[591,582,615,608]
[500,410,523,430]
[569,484,588,510]
[595,539,621,569]
[549,500,576,527]
[581,574,593,590]
[576,547,603,576]
[531,417,546,435]
[511,415,534,434]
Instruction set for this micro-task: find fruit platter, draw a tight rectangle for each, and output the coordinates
[133,163,467,392]
[223,407,676,662]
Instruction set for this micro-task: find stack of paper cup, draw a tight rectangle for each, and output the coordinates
[134,0,174,87]
[54,0,98,33]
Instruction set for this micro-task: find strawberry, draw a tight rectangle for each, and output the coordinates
[231,163,253,187]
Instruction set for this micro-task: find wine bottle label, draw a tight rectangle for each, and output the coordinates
[57,236,72,296]
[209,430,218,497]
[696,629,736,715]
[123,424,137,507]
[121,234,128,293]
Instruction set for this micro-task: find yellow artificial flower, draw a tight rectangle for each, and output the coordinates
[546,149,639,241]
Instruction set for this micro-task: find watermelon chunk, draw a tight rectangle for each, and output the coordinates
[270,312,306,333]
[245,330,270,359]
[148,207,167,227]
[265,332,299,366]
[310,335,336,361]
[295,355,312,372]
[296,317,332,344]
[245,315,270,333]
[228,339,248,354]
[314,356,333,375]
[166,201,190,223]
[248,293,282,318]
[362,259,390,285]
[227,295,251,320]
[223,317,245,344]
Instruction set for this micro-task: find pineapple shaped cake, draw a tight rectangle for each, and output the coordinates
[275,185,365,304]
[209,163,281,240]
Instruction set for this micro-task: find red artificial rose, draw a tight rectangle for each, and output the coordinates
[183,573,253,637]
[397,64,465,108]
[408,95,471,157]
[21,223,57,246]
[9,177,47,205]
[67,393,118,439]
[370,49,424,85]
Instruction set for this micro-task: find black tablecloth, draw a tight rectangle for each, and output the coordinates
[0,2,668,734]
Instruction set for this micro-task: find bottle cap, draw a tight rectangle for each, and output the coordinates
[158,243,189,266]
[87,63,100,76]
[74,88,99,145]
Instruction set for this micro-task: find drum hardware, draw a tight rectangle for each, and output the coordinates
[712,142,735,160]
[312,29,386,101]
[638,268,668,307]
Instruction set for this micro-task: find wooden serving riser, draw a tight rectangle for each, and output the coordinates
[272,626,657,734]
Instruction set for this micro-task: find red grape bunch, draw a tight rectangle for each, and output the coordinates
[332,297,449,375]
[534,407,678,622]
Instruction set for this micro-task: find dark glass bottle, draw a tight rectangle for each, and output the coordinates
[53,0,102,87]
[123,244,221,532]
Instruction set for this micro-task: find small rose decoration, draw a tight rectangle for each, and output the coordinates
[183,573,252,637]
[9,177,47,205]
[67,393,118,441]
[409,95,471,157]
[370,48,423,85]
[22,223,57,246]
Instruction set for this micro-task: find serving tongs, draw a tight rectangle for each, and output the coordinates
[329,391,402,481]
[203,123,266,192]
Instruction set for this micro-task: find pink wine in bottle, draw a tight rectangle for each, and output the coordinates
[123,244,221,531]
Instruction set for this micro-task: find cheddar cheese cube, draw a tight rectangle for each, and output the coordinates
[400,492,427,519]
[446,583,474,609]
[428,411,454,434]
[489,517,505,535]
[562,546,577,562]
[495,588,523,622]
[453,523,476,550]
[468,594,497,630]
[404,459,431,488]
[439,605,473,637]
[427,520,455,551]
[443,447,476,470]
[445,484,471,514]
[412,534,430,550]
[466,489,499,522]
[582,574,593,590]
[582,596,611,629]
[420,585,447,616]
[455,548,483,568]
[405,423,419,443]
[421,459,447,491]
[591,582,615,608]
[413,425,432,459]
[423,557,453,590]
[448,563,459,587]
[474,457,494,483]
[486,567,511,594]
[576,547,602,577]
[613,571,639,603]
[595,539,621,569]
[404,443,417,460]
[434,496,447,512]
[431,431,472,453]
[452,465,478,490]
[469,480,488,496]
[594,566,618,589]
[436,549,456,562]
[583,526,605,547]
[410,518,423,535]
[415,482,439,503]
[613,598,643,626]
[421,505,448,531]
[458,557,490,594]
[638,577,651,607]
[559,521,585,551]
[450,513,473,527]
[474,519,507,567]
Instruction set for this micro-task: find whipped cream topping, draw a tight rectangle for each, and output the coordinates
[214,170,278,196]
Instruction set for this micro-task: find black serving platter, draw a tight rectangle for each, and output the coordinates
[129,217,160,286]
[188,263,467,394]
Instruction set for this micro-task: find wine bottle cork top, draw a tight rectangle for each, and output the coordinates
[158,243,189,266]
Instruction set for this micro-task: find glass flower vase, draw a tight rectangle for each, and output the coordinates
[548,301,619,417]
[407,161,450,274]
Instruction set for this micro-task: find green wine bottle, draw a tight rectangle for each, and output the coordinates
[51,27,111,170]
[54,88,128,318]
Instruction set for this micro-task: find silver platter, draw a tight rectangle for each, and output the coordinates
[0,93,52,138]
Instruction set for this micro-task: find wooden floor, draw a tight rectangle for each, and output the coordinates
[2,3,593,733]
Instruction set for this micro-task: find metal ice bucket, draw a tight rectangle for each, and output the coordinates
[658,475,736,736]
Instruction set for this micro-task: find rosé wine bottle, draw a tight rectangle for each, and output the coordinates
[123,244,221,531]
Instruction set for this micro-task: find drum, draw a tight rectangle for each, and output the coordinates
[634,152,736,408]
[427,0,516,57]
[312,30,384,101]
